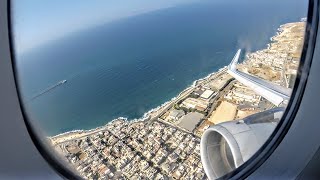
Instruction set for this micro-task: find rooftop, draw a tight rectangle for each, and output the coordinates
[178,112,204,131]
[200,89,215,99]
[169,109,185,119]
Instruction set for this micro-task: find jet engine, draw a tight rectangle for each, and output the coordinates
[200,108,284,179]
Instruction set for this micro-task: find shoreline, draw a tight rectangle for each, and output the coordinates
[50,66,227,140]
[49,19,306,142]
[49,19,306,179]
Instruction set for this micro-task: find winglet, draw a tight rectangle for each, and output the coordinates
[228,49,241,71]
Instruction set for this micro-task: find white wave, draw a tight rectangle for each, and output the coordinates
[112,66,227,123]
[51,116,129,138]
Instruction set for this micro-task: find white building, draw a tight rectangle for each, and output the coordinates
[168,109,185,121]
[200,89,216,99]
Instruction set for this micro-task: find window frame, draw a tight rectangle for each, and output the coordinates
[4,0,319,179]
[220,0,319,179]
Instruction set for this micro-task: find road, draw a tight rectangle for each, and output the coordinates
[205,79,236,119]
[149,68,228,123]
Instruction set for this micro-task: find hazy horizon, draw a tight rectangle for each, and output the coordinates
[13,0,307,55]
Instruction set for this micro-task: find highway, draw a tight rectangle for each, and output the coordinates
[147,68,228,126]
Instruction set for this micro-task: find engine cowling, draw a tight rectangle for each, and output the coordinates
[200,108,284,179]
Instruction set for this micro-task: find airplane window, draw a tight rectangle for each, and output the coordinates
[11,0,308,179]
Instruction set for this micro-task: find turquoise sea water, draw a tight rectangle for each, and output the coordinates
[15,1,307,136]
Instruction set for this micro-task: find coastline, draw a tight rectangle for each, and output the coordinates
[48,19,305,179]
[49,19,306,179]
[49,19,306,144]
[50,66,227,142]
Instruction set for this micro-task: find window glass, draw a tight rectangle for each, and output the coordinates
[12,0,308,179]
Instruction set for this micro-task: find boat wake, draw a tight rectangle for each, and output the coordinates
[30,80,67,101]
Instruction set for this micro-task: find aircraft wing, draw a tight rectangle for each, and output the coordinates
[227,49,291,106]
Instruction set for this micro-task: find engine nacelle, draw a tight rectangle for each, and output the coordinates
[200,108,284,179]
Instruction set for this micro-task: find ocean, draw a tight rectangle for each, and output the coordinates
[15,0,307,136]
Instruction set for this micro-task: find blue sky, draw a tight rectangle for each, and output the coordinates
[13,0,199,54]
